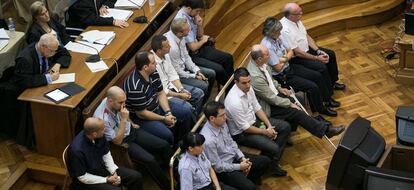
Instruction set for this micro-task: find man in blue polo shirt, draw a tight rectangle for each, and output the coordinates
[123,51,194,145]
[175,0,234,87]
[67,117,142,190]
[94,86,172,190]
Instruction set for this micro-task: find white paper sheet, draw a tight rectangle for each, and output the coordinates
[80,30,115,45]
[85,60,109,73]
[115,0,146,9]
[0,28,9,39]
[101,8,133,21]
[0,40,9,51]
[65,41,105,55]
[51,73,75,84]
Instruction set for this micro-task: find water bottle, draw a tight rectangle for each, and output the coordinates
[259,122,266,129]
[149,0,155,7]
[7,18,16,39]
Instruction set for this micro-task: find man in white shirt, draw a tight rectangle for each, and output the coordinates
[164,18,216,101]
[280,3,345,98]
[151,34,205,116]
[224,68,291,176]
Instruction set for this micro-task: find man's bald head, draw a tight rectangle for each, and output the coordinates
[250,44,269,65]
[107,86,125,100]
[283,3,302,22]
[106,86,127,112]
[37,33,59,58]
[84,117,104,135]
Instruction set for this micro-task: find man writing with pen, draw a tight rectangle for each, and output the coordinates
[13,33,71,92]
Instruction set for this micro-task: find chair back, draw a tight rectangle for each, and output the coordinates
[53,0,77,25]
[62,144,70,190]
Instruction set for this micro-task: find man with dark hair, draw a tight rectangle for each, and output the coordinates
[261,16,338,116]
[67,117,143,190]
[224,67,291,176]
[175,0,234,87]
[68,0,129,28]
[280,3,345,95]
[247,44,345,139]
[94,86,172,190]
[165,18,215,100]
[201,101,271,190]
[151,34,204,116]
[123,51,194,145]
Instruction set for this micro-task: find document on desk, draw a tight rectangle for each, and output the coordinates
[65,41,105,54]
[51,73,76,84]
[85,60,109,73]
[0,28,9,51]
[101,9,133,21]
[115,0,146,9]
[80,30,116,45]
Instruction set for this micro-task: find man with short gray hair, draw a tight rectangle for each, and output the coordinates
[13,33,71,91]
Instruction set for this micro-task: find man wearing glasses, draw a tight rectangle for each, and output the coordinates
[280,3,345,107]
[13,33,71,91]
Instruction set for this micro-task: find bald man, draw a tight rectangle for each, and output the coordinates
[93,86,172,190]
[247,44,344,139]
[68,117,143,190]
[13,33,71,91]
[280,3,345,104]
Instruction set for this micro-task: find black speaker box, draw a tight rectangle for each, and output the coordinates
[396,106,414,146]
[406,10,414,35]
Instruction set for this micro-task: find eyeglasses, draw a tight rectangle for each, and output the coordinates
[291,12,303,16]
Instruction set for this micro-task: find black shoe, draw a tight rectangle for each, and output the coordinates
[320,107,337,117]
[327,98,340,108]
[333,82,346,90]
[325,125,345,138]
[270,164,287,177]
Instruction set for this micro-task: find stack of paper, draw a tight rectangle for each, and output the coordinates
[101,9,133,21]
[65,41,105,55]
[0,28,9,51]
[80,30,116,45]
[115,0,146,9]
[85,60,109,73]
[51,73,76,84]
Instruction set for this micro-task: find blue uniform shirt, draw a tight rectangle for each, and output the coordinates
[178,151,212,190]
[261,36,290,75]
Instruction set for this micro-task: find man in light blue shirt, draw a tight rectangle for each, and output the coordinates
[200,101,271,190]
[94,86,172,190]
[175,0,234,87]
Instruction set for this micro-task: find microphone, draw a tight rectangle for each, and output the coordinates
[76,41,101,62]
[132,0,148,24]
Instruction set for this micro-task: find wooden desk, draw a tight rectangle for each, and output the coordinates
[396,33,414,84]
[17,1,171,157]
[0,30,25,78]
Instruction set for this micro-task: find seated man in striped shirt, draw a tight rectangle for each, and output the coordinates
[123,51,194,146]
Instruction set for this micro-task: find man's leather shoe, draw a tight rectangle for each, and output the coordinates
[327,98,340,108]
[270,164,287,177]
[333,82,346,90]
[320,107,337,117]
[325,125,345,138]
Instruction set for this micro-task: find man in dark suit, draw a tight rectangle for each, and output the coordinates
[13,33,71,91]
[68,0,129,29]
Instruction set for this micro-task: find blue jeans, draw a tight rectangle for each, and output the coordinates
[182,84,204,116]
[181,67,215,101]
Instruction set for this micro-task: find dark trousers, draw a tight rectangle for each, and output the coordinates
[270,106,327,138]
[74,167,143,190]
[190,45,234,86]
[123,128,172,190]
[274,64,328,112]
[290,47,339,93]
[216,153,271,190]
[198,182,237,190]
[232,118,290,162]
